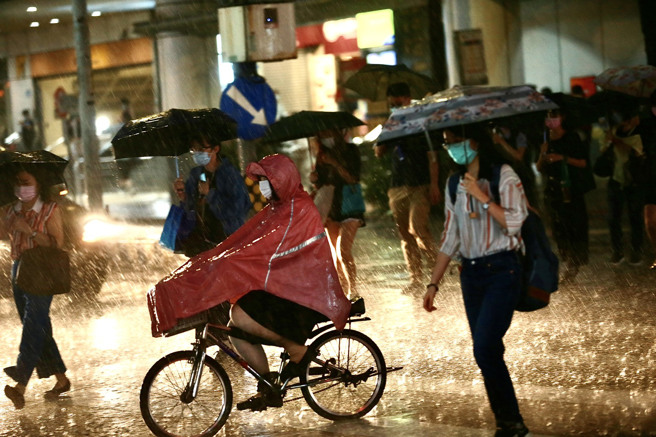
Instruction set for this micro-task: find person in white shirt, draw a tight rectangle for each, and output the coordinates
[423,122,530,437]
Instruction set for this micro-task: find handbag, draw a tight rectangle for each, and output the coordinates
[16,246,71,296]
[341,183,365,216]
[159,204,185,251]
[593,145,614,178]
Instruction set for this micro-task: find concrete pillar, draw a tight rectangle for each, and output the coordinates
[442,0,522,87]
[393,0,448,91]
[154,0,220,110]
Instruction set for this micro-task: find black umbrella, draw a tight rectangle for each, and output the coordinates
[343,63,440,101]
[0,150,69,205]
[587,90,644,121]
[261,111,365,144]
[547,92,602,127]
[111,108,238,160]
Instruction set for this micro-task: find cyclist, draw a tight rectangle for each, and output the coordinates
[148,154,351,410]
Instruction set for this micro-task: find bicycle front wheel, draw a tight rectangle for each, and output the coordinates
[301,329,387,420]
[140,350,232,437]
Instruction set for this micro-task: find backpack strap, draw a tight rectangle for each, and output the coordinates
[448,173,460,205]
[490,164,501,203]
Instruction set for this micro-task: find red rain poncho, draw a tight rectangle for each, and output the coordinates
[148,154,351,337]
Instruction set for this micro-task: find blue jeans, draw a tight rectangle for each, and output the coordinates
[10,260,67,386]
[460,251,523,423]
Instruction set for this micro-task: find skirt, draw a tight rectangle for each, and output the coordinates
[236,290,327,344]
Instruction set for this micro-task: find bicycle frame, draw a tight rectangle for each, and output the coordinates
[180,316,373,402]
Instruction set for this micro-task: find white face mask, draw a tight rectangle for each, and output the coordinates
[320,137,335,148]
[14,185,37,202]
[192,151,212,166]
[259,180,273,199]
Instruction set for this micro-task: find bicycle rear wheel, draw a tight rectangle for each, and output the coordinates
[301,329,386,420]
[140,350,232,437]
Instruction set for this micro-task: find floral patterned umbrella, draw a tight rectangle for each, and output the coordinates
[594,65,656,98]
[377,85,557,144]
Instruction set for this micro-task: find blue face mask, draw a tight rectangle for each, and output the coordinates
[192,151,211,166]
[446,139,477,165]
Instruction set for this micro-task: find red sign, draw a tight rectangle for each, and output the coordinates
[54,86,68,118]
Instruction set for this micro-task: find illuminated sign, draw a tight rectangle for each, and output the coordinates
[355,9,394,49]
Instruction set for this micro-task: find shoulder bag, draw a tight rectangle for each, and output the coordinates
[341,183,365,216]
[17,246,71,296]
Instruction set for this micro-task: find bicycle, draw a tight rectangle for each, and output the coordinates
[139,298,402,437]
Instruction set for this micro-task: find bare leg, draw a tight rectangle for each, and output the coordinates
[230,304,308,371]
[644,205,656,266]
[336,220,360,297]
[325,220,348,290]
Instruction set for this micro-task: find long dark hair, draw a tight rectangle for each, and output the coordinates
[449,122,536,204]
[11,164,54,202]
[449,122,514,179]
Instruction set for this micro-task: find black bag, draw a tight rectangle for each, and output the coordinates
[16,246,71,296]
[593,146,614,178]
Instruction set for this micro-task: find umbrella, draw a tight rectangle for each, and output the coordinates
[261,110,365,167]
[111,108,237,159]
[377,85,558,144]
[594,65,656,98]
[547,92,602,127]
[261,111,365,143]
[0,150,69,204]
[343,63,440,101]
[587,90,644,120]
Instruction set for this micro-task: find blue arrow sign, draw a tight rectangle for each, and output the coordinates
[220,76,277,141]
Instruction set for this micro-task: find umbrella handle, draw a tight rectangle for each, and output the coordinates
[423,129,435,152]
[307,137,314,169]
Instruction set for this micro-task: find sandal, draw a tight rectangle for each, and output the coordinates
[4,385,25,410]
[44,378,71,401]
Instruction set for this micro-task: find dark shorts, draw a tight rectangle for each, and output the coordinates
[236,290,327,344]
[645,187,656,206]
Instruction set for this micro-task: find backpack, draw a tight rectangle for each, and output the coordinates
[447,166,559,311]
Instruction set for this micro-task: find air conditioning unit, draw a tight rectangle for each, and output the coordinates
[219,3,297,62]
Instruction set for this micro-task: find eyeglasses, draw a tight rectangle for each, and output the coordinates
[190,146,213,153]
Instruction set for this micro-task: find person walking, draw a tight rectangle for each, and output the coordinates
[374,82,440,294]
[310,128,364,298]
[598,106,647,266]
[1,166,71,409]
[642,91,656,269]
[536,109,592,282]
[172,131,252,257]
[19,109,36,152]
[423,123,530,437]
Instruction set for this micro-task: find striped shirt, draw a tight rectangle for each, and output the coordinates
[439,164,528,260]
[4,198,57,260]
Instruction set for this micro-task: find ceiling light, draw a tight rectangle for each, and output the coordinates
[91,11,102,17]
[30,22,39,28]
[50,18,60,24]
[27,6,37,12]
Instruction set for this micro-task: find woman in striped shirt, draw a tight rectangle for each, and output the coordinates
[423,123,530,437]
[1,166,70,409]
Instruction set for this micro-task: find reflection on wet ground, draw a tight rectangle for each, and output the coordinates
[0,214,655,436]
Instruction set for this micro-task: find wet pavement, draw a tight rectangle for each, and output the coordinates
[1,199,655,436]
